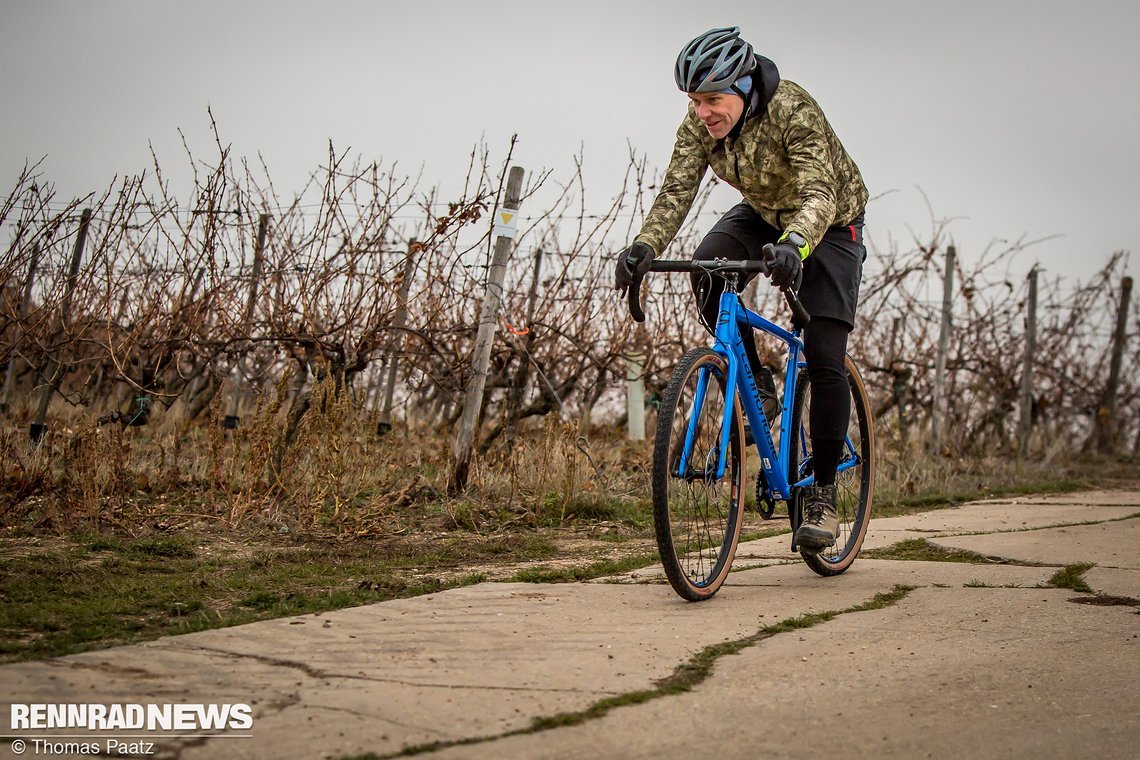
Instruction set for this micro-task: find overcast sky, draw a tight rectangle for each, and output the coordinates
[2,0,1138,286]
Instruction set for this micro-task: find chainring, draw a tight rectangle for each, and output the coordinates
[755,469,777,519]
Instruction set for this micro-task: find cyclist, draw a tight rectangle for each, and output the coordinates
[615,26,868,553]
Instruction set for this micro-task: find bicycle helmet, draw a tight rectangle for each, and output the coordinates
[674,26,755,93]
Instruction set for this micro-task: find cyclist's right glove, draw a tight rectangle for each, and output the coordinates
[614,241,655,294]
[767,240,803,290]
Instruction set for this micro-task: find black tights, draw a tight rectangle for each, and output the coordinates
[691,233,850,486]
[802,318,850,486]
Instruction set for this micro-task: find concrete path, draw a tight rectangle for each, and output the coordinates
[3,490,1138,759]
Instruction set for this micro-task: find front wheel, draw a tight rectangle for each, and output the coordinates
[652,348,745,601]
[788,355,875,576]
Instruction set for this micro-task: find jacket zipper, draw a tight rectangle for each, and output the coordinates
[723,138,742,188]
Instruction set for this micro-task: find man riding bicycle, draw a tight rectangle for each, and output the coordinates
[615,26,868,553]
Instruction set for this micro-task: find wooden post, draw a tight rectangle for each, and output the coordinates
[31,209,90,443]
[887,316,901,374]
[1133,412,1140,461]
[225,213,269,429]
[1094,276,1133,454]
[887,315,911,446]
[1018,266,1039,457]
[626,351,646,441]
[2,244,40,414]
[930,245,955,452]
[378,239,418,435]
[449,166,525,494]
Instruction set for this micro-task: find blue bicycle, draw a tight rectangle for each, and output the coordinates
[628,250,875,601]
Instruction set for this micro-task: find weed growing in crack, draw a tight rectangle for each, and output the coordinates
[861,538,999,564]
[964,580,1024,588]
[1047,563,1095,592]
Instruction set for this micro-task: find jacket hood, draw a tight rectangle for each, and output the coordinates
[749,54,780,117]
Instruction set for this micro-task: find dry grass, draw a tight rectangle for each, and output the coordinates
[0,384,657,538]
[3,380,1129,541]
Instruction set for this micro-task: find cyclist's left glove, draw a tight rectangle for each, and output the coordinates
[768,240,804,290]
[614,241,655,294]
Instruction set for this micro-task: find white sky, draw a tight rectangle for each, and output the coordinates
[2,0,1138,285]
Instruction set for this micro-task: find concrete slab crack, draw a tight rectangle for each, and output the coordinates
[48,659,163,679]
[1069,594,1140,609]
[165,642,618,696]
[947,511,1140,538]
[305,702,447,736]
[353,584,917,759]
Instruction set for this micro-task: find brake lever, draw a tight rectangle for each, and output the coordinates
[761,243,811,326]
[627,271,646,323]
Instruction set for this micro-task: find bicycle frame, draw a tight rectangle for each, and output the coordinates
[634,255,873,590]
[677,286,859,501]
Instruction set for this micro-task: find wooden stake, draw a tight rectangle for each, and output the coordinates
[450,166,525,494]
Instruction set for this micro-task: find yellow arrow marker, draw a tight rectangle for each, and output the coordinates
[493,208,520,239]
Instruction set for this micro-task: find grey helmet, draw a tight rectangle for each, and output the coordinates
[674,26,755,93]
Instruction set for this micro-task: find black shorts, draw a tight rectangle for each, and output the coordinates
[703,203,866,329]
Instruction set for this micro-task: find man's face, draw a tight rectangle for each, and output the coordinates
[688,91,744,139]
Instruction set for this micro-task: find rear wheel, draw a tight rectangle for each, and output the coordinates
[652,348,745,601]
[788,356,875,576]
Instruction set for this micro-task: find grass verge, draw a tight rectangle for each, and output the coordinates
[0,531,557,662]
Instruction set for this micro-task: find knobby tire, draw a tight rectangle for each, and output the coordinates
[789,355,875,576]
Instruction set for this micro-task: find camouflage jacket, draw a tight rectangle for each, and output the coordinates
[635,79,868,255]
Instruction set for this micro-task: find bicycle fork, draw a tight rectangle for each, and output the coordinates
[673,365,717,481]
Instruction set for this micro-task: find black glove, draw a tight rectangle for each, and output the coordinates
[767,240,803,290]
[614,241,655,293]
